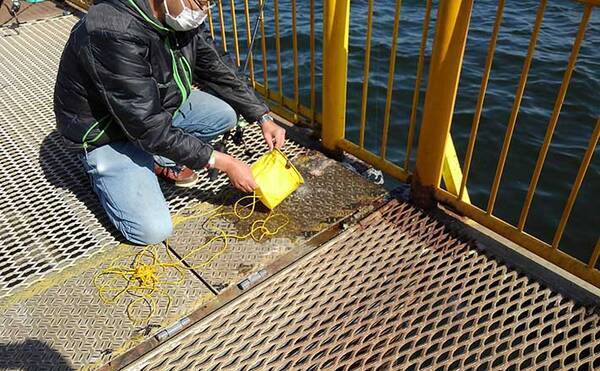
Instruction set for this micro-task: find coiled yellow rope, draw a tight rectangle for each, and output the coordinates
[94,193,289,324]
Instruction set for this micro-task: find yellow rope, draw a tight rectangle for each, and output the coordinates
[93,193,289,324]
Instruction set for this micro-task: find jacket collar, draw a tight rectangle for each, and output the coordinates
[99,0,171,35]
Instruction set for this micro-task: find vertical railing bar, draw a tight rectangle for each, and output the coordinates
[358,0,374,149]
[553,117,599,250]
[207,1,216,39]
[291,0,299,111]
[380,0,403,160]
[486,0,546,215]
[588,239,600,269]
[322,0,350,150]
[229,0,241,67]
[243,0,255,86]
[309,0,316,125]
[517,4,593,231]
[404,0,432,170]
[217,0,228,52]
[259,0,269,90]
[274,0,283,104]
[458,0,505,200]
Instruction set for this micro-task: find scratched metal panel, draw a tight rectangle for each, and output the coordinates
[168,151,386,291]
[0,15,306,299]
[130,200,600,370]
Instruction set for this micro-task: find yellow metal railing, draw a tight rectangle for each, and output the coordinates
[317,0,598,286]
[204,0,320,125]
[418,0,600,286]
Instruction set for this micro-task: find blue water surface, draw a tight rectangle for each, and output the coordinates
[214,0,599,264]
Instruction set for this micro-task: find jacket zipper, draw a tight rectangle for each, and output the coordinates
[81,114,112,151]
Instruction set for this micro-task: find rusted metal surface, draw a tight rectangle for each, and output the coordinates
[169,150,385,291]
[0,1,65,26]
[0,14,387,370]
[101,195,391,371]
[128,200,600,370]
[2,9,598,371]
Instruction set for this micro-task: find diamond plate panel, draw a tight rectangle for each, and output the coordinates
[168,151,385,290]
[129,200,600,370]
[0,244,212,371]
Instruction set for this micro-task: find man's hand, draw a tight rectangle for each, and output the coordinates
[214,152,257,193]
[261,118,286,151]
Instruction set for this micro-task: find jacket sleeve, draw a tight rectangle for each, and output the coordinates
[86,31,213,170]
[193,29,269,123]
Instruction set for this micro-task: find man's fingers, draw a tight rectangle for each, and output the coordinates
[275,130,285,149]
[264,134,274,151]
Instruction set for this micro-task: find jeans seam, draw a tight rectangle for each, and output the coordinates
[93,169,130,240]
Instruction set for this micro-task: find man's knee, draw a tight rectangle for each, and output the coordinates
[123,214,173,245]
[218,103,238,131]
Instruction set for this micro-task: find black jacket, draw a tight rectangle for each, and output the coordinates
[53,0,268,169]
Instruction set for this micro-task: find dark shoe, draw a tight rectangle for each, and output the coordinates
[154,164,199,188]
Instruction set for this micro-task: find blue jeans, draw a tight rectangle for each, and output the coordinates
[80,91,237,245]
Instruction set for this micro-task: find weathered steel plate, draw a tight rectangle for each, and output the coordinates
[167,150,386,291]
[0,244,213,370]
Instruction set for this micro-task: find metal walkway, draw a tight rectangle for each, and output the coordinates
[0,15,385,369]
[124,199,600,370]
[0,11,599,371]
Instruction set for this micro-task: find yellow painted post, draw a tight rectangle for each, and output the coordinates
[321,0,350,151]
[411,0,473,208]
[443,136,471,203]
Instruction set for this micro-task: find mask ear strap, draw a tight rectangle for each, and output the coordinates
[163,0,172,16]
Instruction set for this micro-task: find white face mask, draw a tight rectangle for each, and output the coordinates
[164,0,207,31]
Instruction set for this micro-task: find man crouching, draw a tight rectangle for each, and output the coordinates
[53,0,284,245]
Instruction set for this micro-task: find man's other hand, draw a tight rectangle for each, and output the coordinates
[214,152,257,193]
[261,119,286,151]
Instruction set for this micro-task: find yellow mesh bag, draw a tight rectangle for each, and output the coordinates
[251,149,304,209]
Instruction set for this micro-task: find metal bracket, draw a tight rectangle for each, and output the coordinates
[237,269,268,291]
[155,317,191,342]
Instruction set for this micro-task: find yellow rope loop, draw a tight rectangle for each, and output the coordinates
[133,265,157,286]
[94,192,290,324]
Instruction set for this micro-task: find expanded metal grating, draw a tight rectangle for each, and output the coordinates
[130,200,600,370]
[0,16,112,299]
[0,15,306,299]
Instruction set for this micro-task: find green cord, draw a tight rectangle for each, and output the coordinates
[82,115,112,150]
[180,55,193,90]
